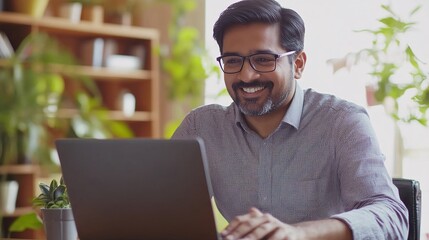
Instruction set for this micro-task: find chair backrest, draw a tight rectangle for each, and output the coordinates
[392,178,422,240]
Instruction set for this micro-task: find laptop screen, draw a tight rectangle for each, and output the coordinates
[56,138,220,240]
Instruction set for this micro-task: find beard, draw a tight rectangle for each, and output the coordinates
[231,80,290,116]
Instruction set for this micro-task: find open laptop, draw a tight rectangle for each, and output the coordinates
[56,138,221,240]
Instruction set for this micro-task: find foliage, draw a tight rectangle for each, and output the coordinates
[159,0,220,107]
[156,0,220,137]
[335,3,428,125]
[0,32,132,166]
[32,177,70,209]
[0,33,71,165]
[8,212,43,234]
[6,177,70,235]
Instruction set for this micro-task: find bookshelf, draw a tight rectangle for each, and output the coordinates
[0,11,161,137]
[0,165,41,238]
[0,10,161,238]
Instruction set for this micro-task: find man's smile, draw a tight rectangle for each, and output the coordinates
[242,86,265,93]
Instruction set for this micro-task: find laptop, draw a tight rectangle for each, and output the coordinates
[56,138,221,240]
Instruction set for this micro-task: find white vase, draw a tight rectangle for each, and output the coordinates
[0,180,19,214]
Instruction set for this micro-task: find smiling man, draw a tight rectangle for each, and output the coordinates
[172,0,408,239]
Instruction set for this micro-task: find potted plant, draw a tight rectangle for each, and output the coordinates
[32,177,77,240]
[330,3,429,125]
[328,3,428,177]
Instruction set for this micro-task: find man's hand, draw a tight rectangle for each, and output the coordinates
[220,208,352,240]
[221,207,303,240]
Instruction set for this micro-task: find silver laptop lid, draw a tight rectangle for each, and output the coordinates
[56,138,220,240]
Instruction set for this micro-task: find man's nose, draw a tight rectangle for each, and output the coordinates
[237,60,260,82]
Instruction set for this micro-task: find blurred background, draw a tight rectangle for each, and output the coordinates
[0,0,428,238]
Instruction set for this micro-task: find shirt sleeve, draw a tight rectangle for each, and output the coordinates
[330,108,409,239]
[171,110,198,139]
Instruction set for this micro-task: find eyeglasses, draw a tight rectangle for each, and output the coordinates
[216,51,296,74]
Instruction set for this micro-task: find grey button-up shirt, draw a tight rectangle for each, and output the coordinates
[172,84,408,239]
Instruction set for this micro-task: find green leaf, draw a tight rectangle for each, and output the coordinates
[9,212,43,233]
[381,4,395,17]
[405,46,420,69]
[409,5,421,16]
[53,185,66,200]
[38,183,50,196]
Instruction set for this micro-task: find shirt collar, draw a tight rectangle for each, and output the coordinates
[282,83,303,130]
[233,83,304,130]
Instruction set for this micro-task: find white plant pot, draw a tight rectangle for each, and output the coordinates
[0,180,19,214]
[42,208,78,240]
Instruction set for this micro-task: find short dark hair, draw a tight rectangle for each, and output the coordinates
[213,0,305,54]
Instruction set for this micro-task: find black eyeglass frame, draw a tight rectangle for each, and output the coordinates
[216,50,296,74]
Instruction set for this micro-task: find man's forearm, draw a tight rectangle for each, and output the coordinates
[293,219,352,240]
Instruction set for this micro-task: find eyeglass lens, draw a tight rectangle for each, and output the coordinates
[219,53,278,73]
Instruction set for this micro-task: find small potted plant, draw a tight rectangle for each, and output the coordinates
[33,177,77,240]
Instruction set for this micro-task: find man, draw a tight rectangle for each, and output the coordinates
[172,0,408,239]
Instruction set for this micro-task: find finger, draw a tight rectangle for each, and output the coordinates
[221,208,262,236]
[249,207,263,217]
[242,220,279,240]
[223,213,271,240]
[222,213,252,236]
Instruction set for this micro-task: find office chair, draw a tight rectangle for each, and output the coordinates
[393,178,422,240]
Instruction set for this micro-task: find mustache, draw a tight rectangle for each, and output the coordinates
[232,81,273,91]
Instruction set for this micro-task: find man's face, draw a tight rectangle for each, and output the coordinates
[222,23,296,116]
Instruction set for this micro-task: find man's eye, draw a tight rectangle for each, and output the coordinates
[224,57,242,65]
[253,56,274,63]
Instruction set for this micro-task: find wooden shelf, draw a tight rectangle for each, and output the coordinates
[0,61,153,81]
[77,66,153,81]
[1,206,35,218]
[0,165,40,175]
[0,165,39,238]
[0,11,161,138]
[0,12,159,40]
[57,109,153,122]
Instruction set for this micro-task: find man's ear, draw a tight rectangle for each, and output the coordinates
[294,51,307,79]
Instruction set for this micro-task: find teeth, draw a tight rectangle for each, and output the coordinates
[243,86,264,93]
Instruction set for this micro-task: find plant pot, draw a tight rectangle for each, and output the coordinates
[10,0,49,18]
[0,180,19,214]
[365,84,381,106]
[41,208,78,240]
